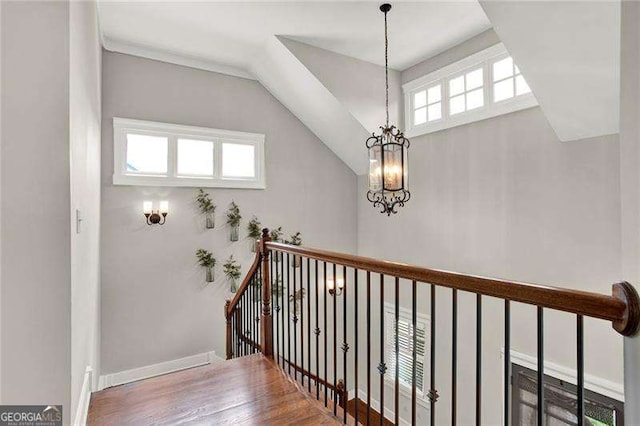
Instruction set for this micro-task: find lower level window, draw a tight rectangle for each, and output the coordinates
[512,364,623,426]
[113,118,265,189]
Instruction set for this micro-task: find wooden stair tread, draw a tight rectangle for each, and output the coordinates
[88,354,342,425]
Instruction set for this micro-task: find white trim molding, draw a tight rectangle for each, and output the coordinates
[504,349,624,403]
[102,36,255,81]
[98,351,222,390]
[113,117,266,189]
[403,43,538,138]
[73,366,93,426]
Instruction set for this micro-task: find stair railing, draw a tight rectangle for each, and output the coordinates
[226,228,640,425]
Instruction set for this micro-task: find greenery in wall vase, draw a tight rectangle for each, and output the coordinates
[195,249,216,283]
[289,288,306,321]
[270,226,283,262]
[196,189,216,229]
[226,201,242,242]
[247,216,262,253]
[223,255,242,293]
[285,232,303,267]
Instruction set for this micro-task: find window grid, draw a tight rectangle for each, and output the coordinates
[113,118,265,189]
[412,84,442,126]
[492,56,532,103]
[405,44,537,136]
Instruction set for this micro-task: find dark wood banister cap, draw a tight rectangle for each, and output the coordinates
[265,241,640,337]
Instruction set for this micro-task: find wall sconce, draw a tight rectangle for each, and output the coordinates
[143,201,168,225]
[327,277,344,296]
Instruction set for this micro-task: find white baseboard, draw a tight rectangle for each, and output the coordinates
[353,389,415,426]
[73,366,93,426]
[98,351,223,390]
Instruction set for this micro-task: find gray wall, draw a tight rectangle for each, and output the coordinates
[70,1,101,423]
[1,1,71,421]
[100,51,357,374]
[619,2,640,424]
[357,34,622,425]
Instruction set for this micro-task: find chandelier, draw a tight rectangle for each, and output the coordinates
[366,3,410,216]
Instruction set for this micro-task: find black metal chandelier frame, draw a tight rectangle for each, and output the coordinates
[366,3,411,216]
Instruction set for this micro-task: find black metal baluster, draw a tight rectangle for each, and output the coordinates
[293,254,298,381]
[367,271,372,426]
[307,257,312,393]
[354,269,360,426]
[452,288,457,426]
[504,300,510,426]
[537,307,544,426]
[315,259,320,400]
[287,253,291,375]
[241,294,245,356]
[379,273,385,426]
[476,294,482,426]
[342,265,348,424]
[249,276,253,354]
[395,277,400,426]
[274,255,280,365]
[280,252,285,369]
[412,280,417,426]
[577,315,584,426]
[252,274,256,354]
[430,284,436,426]
[324,261,328,407]
[333,263,338,416]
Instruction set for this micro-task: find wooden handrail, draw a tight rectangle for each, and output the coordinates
[266,241,640,336]
[225,251,261,318]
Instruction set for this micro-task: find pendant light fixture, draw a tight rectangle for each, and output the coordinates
[366,3,410,216]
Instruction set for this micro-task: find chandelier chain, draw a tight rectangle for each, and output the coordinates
[384,7,389,128]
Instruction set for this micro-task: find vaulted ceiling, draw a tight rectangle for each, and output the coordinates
[98,1,623,175]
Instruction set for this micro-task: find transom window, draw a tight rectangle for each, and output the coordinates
[113,118,266,188]
[449,67,484,115]
[403,43,538,137]
[412,84,442,125]
[492,56,531,102]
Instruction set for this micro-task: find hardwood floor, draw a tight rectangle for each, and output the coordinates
[88,354,342,425]
[346,398,394,426]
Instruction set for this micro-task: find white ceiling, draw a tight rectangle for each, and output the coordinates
[480,0,620,141]
[97,1,491,77]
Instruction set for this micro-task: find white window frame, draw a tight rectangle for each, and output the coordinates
[113,117,266,189]
[383,302,430,406]
[403,43,538,138]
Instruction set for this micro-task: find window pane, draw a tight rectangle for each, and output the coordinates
[414,106,427,125]
[222,143,255,178]
[493,57,514,81]
[414,90,427,108]
[466,68,483,91]
[126,134,168,174]
[449,75,465,96]
[466,88,484,110]
[450,94,465,115]
[427,85,441,104]
[177,139,214,176]
[428,103,442,121]
[494,78,514,102]
[516,75,532,95]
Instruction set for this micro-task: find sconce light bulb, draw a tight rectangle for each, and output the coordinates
[143,201,153,214]
[160,201,169,214]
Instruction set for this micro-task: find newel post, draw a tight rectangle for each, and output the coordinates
[614,282,640,425]
[260,228,274,358]
[224,299,232,360]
